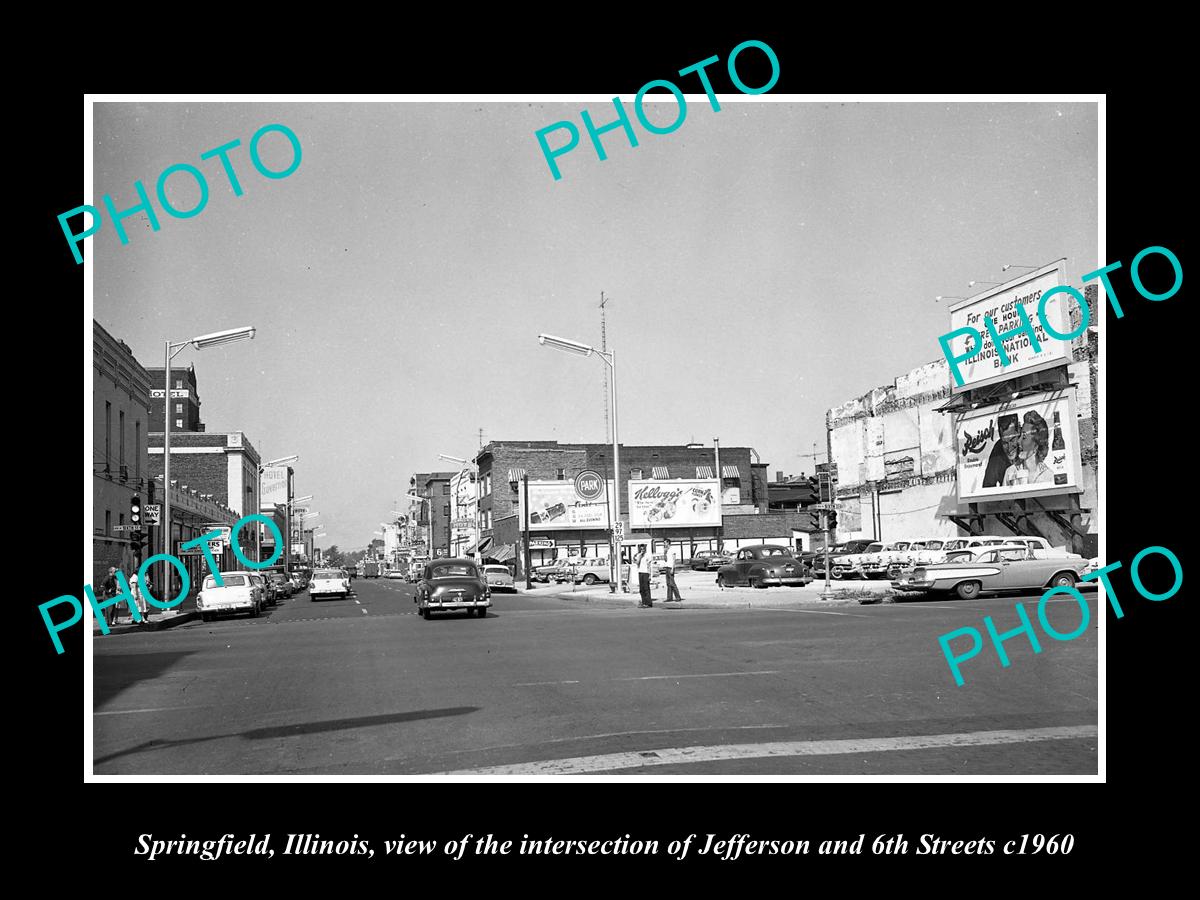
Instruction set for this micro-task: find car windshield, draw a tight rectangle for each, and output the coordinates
[866,544,883,553]
[205,574,246,588]
[761,547,788,557]
[432,564,479,579]
[484,566,508,574]
[314,571,342,580]
[924,541,944,550]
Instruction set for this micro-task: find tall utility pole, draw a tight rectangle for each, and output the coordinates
[600,292,610,443]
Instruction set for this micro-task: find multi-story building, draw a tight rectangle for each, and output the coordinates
[147,430,263,559]
[448,468,479,558]
[260,464,294,570]
[827,278,1099,555]
[145,364,203,433]
[473,441,816,576]
[92,321,154,587]
[409,472,455,558]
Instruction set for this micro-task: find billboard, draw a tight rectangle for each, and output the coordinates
[946,261,1073,392]
[518,479,615,531]
[628,479,721,528]
[955,391,1082,502]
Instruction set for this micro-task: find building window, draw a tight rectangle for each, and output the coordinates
[119,410,125,468]
[105,401,112,468]
[631,468,642,480]
[135,421,141,481]
[105,510,111,535]
[119,513,124,530]
[443,504,450,517]
[442,483,450,495]
[175,402,183,414]
[557,468,566,480]
[175,378,183,389]
[175,418,183,428]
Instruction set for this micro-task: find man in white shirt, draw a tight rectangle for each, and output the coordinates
[662,540,682,603]
[637,546,654,608]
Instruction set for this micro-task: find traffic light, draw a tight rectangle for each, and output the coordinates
[827,509,838,532]
[130,493,142,529]
[817,472,833,503]
[808,510,821,531]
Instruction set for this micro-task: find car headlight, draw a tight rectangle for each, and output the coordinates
[912,568,926,581]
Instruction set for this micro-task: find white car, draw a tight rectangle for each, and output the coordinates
[309,568,350,601]
[482,564,515,592]
[384,569,406,579]
[197,571,265,622]
[571,558,612,585]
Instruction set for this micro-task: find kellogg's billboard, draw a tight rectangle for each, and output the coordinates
[628,479,722,528]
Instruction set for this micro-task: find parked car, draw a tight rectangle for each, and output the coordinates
[810,539,877,578]
[891,543,1091,599]
[716,545,813,588]
[197,571,265,621]
[551,557,586,584]
[571,558,612,585]
[288,572,306,593]
[384,569,406,580]
[533,558,573,583]
[690,550,733,571]
[415,558,492,619]
[482,564,516,592]
[309,568,351,601]
[860,541,915,579]
[266,571,293,600]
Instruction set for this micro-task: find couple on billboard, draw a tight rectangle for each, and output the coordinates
[981,410,1053,488]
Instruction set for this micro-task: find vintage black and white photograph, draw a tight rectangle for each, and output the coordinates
[86,95,1101,777]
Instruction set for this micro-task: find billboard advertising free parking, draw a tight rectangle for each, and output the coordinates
[518,479,615,531]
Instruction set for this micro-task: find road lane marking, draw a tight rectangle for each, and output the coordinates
[94,705,206,716]
[514,680,582,686]
[430,724,1098,775]
[758,607,871,617]
[616,671,779,681]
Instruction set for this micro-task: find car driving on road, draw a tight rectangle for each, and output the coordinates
[482,564,516,592]
[309,568,351,602]
[415,558,492,619]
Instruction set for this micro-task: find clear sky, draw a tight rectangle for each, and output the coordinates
[92,99,1097,550]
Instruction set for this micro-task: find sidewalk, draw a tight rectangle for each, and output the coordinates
[533,568,896,609]
[91,590,200,635]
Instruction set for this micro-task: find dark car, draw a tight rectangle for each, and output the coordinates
[690,550,733,571]
[266,571,293,600]
[716,544,813,588]
[810,539,877,579]
[415,558,492,619]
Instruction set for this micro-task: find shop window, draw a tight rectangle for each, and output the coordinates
[630,468,642,480]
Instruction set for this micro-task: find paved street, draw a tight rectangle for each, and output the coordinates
[93,577,1097,775]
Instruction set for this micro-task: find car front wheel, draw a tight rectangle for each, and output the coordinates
[1051,572,1077,588]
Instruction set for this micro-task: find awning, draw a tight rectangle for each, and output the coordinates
[467,537,493,554]
[721,465,741,479]
[507,468,526,483]
[652,466,670,479]
[695,465,714,478]
[488,543,515,562]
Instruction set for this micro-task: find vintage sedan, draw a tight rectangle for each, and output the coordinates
[690,550,733,571]
[891,544,1090,600]
[415,558,492,618]
[197,571,265,621]
[716,544,813,589]
[309,568,350,601]
[482,564,516,592]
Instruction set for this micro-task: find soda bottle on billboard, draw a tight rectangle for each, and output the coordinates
[1052,411,1065,451]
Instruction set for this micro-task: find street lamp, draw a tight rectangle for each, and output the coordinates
[163,325,255,599]
[1001,264,1038,272]
[538,332,621,592]
[440,452,480,562]
[968,280,1001,288]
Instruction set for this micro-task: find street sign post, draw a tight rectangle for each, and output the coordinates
[143,504,161,525]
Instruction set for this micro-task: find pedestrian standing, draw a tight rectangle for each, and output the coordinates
[662,540,682,603]
[637,545,654,608]
[129,573,150,623]
[101,567,120,626]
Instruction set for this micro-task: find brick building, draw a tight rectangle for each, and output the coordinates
[472,441,817,576]
[92,321,154,588]
[148,430,263,559]
[145,364,203,433]
[409,472,455,558]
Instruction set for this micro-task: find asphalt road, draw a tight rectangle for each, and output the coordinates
[92,577,1098,775]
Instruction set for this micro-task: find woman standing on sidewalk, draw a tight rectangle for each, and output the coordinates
[129,574,150,624]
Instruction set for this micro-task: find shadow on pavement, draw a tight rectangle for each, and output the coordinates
[94,650,198,708]
[94,706,481,768]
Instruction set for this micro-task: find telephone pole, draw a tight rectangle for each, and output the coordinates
[600,292,610,443]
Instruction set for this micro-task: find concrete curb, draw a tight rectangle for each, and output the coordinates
[94,611,199,635]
